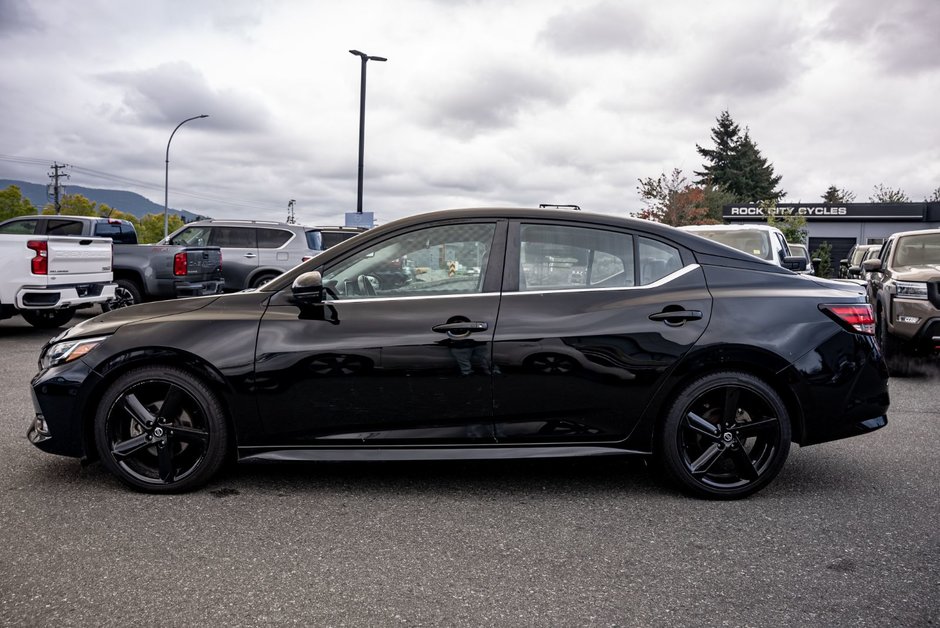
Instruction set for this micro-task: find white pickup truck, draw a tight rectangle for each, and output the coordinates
[0,234,116,328]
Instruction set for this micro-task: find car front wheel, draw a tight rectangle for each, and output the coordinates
[94,366,229,493]
[660,371,791,499]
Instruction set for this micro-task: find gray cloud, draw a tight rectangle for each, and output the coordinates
[100,63,272,131]
[537,1,652,54]
[420,63,569,137]
[0,0,42,35]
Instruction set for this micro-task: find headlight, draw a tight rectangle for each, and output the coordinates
[894,281,928,300]
[40,336,108,369]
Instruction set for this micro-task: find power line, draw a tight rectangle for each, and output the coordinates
[0,154,282,212]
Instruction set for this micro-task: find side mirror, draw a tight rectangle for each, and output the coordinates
[291,271,324,304]
[861,258,882,273]
[782,255,807,271]
[839,258,848,267]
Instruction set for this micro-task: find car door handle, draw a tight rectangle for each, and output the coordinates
[243,253,257,258]
[648,310,703,325]
[431,321,489,334]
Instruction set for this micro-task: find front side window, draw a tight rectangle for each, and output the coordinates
[322,223,496,299]
[519,224,635,291]
[168,226,212,246]
[0,219,37,234]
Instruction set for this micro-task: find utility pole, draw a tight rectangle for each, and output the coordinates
[47,162,70,214]
[286,199,296,225]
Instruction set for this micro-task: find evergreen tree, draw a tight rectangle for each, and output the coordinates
[695,111,784,203]
[822,185,856,203]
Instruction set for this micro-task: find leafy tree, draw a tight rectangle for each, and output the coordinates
[42,193,108,217]
[695,111,784,203]
[928,186,940,202]
[636,169,718,226]
[0,185,37,221]
[822,185,856,203]
[811,241,833,278]
[869,184,911,203]
[762,200,807,243]
[137,213,184,243]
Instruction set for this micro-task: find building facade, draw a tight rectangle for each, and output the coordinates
[722,202,940,267]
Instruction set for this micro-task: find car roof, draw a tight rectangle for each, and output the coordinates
[888,228,940,240]
[679,223,782,233]
[356,207,790,271]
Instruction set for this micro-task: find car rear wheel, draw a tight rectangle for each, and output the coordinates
[20,307,76,328]
[250,273,278,289]
[660,372,791,499]
[94,366,229,493]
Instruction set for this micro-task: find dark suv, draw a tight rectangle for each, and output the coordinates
[863,229,940,364]
[0,215,138,243]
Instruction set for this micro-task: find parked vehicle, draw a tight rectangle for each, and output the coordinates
[28,208,889,498]
[164,220,366,291]
[678,224,808,272]
[840,244,880,279]
[0,233,115,327]
[0,215,224,311]
[862,228,940,365]
[786,243,816,275]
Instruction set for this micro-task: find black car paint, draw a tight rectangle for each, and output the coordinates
[28,208,888,478]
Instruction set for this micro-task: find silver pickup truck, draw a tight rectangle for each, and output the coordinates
[0,233,116,327]
[0,215,223,310]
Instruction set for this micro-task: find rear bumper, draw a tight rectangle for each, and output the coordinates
[174,279,225,298]
[16,283,116,309]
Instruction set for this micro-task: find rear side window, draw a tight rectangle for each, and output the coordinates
[638,237,683,285]
[45,219,84,236]
[305,230,324,251]
[94,221,138,244]
[0,219,38,234]
[210,227,256,248]
[257,228,292,248]
[519,224,635,291]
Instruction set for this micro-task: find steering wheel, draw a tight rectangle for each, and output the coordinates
[356,274,377,296]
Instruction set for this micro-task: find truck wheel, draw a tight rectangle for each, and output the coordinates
[102,279,142,312]
[250,273,278,289]
[21,307,76,328]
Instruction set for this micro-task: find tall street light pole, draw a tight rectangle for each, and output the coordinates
[164,114,209,239]
[349,50,386,214]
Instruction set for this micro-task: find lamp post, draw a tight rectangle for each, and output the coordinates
[349,49,386,214]
[164,114,209,239]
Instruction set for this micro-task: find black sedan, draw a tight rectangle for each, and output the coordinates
[27,208,889,499]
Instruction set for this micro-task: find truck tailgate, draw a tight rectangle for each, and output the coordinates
[45,236,113,283]
[183,247,223,279]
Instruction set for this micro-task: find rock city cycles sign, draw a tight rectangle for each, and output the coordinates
[723,203,927,221]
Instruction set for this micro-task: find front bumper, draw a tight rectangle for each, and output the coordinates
[27,359,102,459]
[890,297,940,354]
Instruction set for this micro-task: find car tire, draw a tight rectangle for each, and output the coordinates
[250,273,279,290]
[659,371,791,500]
[94,366,229,493]
[877,310,913,376]
[101,279,142,312]
[20,307,76,328]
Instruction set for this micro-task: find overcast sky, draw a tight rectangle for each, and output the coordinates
[1,0,938,226]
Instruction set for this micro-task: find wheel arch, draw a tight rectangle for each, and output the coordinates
[246,268,282,289]
[639,346,807,453]
[80,348,241,463]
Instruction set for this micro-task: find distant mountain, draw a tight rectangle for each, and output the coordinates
[0,179,209,221]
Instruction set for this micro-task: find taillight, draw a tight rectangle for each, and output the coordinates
[819,304,875,335]
[173,252,187,276]
[27,240,48,275]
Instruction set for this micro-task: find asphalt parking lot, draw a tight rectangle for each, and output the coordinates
[1,310,938,627]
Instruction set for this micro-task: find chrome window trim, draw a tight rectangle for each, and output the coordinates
[509,263,700,295]
[328,291,500,304]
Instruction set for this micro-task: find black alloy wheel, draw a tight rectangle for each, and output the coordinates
[660,372,791,499]
[250,273,278,290]
[94,366,228,492]
[101,279,142,312]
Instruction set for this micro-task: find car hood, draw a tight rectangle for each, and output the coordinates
[55,294,224,341]
[892,264,940,281]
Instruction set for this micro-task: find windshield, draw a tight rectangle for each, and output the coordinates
[689,229,773,261]
[894,233,940,267]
